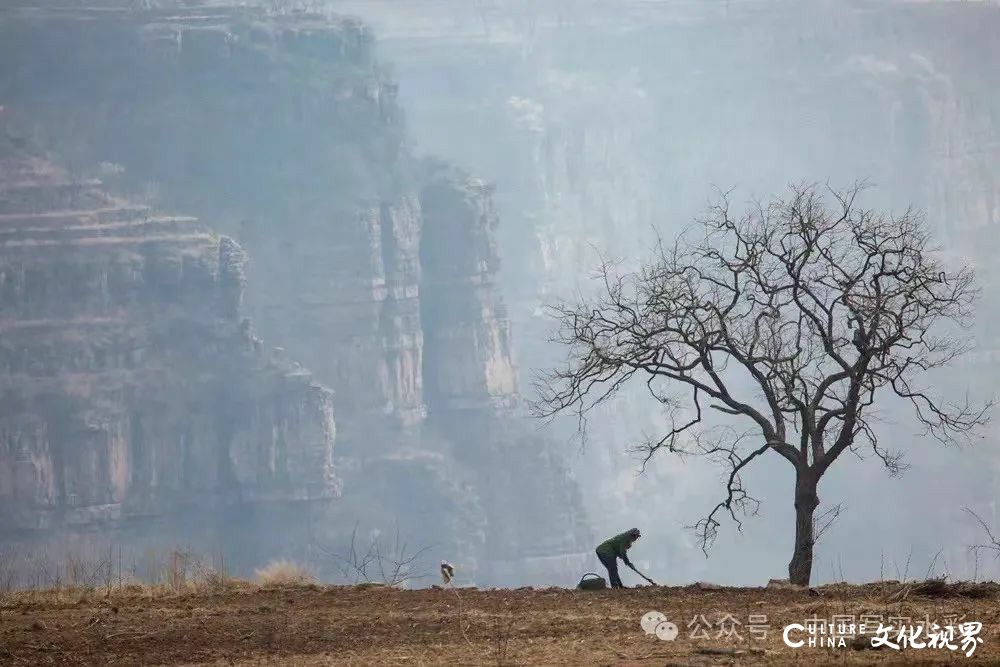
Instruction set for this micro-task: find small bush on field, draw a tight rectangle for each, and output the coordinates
[255,559,315,586]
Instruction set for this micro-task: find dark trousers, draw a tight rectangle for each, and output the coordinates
[597,550,624,588]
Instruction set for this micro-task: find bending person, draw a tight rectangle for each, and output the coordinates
[595,528,642,589]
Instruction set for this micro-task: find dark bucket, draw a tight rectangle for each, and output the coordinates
[577,572,607,590]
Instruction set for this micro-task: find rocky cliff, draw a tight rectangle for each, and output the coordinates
[419,167,517,416]
[0,5,591,584]
[0,129,337,537]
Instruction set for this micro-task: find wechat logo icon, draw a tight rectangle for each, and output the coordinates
[641,611,679,641]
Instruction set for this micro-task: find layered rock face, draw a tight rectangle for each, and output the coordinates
[2,6,437,450]
[1,7,414,449]
[0,130,337,535]
[0,5,591,583]
[420,169,517,416]
[418,169,590,582]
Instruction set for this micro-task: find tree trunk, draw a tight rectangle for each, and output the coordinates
[787,470,819,586]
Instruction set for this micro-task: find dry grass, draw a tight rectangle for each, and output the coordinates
[254,559,316,587]
[0,546,240,604]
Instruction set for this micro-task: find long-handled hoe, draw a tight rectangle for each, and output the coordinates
[626,562,658,586]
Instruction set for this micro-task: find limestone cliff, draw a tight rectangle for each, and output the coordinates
[420,167,517,416]
[0,5,591,584]
[418,167,590,583]
[0,6,424,452]
[0,130,337,534]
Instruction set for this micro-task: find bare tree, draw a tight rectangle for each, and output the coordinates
[964,507,1000,563]
[535,183,991,585]
[314,523,431,587]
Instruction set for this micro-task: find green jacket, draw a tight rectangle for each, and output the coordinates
[596,531,636,563]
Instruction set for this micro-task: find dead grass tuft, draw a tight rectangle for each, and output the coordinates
[254,559,316,587]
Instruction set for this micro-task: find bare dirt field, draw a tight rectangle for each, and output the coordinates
[2,580,999,665]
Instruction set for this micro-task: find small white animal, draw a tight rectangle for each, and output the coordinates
[440,561,455,584]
